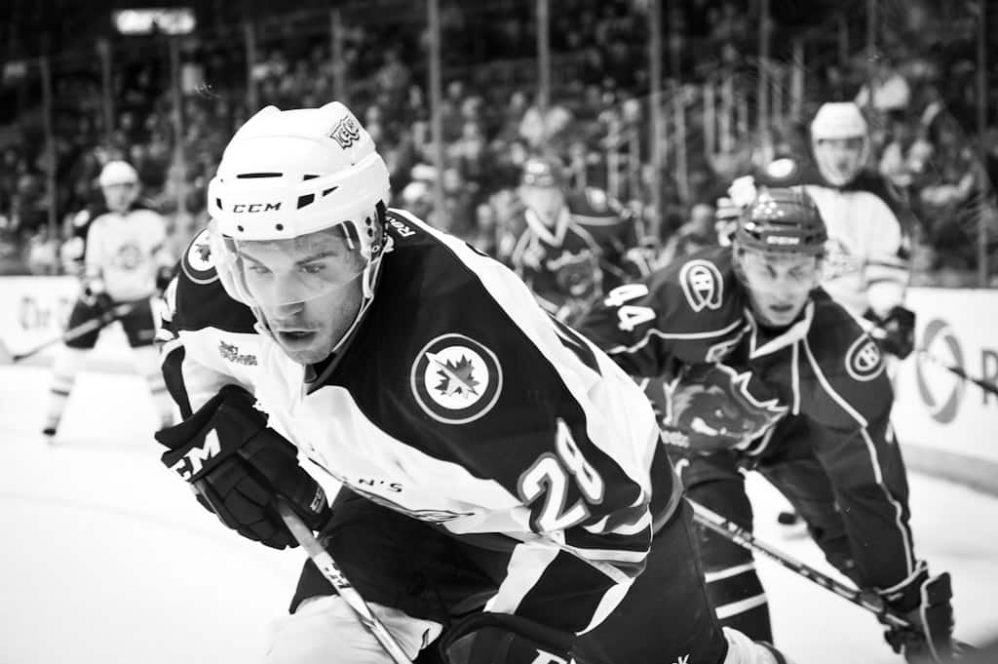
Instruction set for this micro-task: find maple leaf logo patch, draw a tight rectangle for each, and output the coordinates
[432,354,480,397]
[411,334,503,424]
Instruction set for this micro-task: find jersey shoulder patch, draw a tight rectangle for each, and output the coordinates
[678,257,725,312]
[809,293,885,383]
[180,228,218,285]
[844,334,885,382]
[174,228,256,334]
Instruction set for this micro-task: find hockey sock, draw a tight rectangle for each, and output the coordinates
[43,347,87,434]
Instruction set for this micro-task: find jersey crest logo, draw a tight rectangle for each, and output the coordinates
[664,365,787,447]
[845,335,885,382]
[181,228,219,284]
[679,259,723,312]
[410,333,503,424]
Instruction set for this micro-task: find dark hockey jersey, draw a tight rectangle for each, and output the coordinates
[579,246,919,590]
[509,207,603,319]
[562,188,647,289]
[159,210,671,626]
[509,188,647,321]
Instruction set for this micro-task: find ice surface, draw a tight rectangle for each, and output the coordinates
[1,364,995,663]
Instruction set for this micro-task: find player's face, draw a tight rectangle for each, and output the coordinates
[813,137,866,185]
[518,185,565,226]
[737,249,822,327]
[102,182,139,214]
[235,229,367,365]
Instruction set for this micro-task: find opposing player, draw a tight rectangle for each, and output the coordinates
[579,187,954,663]
[725,101,917,359]
[154,102,789,664]
[509,156,651,325]
[42,160,175,438]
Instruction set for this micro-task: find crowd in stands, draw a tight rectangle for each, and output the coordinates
[1,0,996,284]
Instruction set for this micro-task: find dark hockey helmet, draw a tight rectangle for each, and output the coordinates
[520,156,565,189]
[734,187,828,256]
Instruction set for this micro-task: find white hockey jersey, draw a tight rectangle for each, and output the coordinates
[159,211,676,630]
[754,159,912,317]
[85,208,169,302]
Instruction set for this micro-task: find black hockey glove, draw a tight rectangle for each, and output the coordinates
[867,305,916,359]
[155,384,330,549]
[81,281,114,315]
[878,565,954,663]
[155,264,177,294]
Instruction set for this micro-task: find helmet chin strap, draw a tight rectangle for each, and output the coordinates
[329,234,392,356]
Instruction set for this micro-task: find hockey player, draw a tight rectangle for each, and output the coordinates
[154,102,789,664]
[724,101,917,360]
[509,156,651,325]
[42,160,175,438]
[578,187,954,663]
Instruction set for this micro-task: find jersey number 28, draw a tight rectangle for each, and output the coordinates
[519,419,605,532]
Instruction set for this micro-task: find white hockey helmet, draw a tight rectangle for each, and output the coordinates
[98,160,139,188]
[208,102,389,251]
[207,102,391,307]
[810,102,870,185]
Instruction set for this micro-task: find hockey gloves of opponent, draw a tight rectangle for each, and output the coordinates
[81,280,115,316]
[866,305,916,359]
[155,384,330,549]
[878,564,954,663]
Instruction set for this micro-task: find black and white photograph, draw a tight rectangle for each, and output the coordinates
[1,1,996,662]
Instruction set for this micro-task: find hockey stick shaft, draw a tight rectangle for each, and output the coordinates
[6,302,134,363]
[689,499,908,627]
[688,500,977,651]
[861,320,998,398]
[276,500,414,664]
[916,348,998,398]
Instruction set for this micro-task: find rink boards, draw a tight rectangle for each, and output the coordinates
[2,276,997,492]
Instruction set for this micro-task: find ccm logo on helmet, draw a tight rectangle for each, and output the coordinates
[680,259,724,312]
[767,235,801,246]
[232,202,282,213]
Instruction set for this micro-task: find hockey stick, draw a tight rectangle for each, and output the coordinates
[859,319,998,398]
[276,500,414,664]
[915,347,998,398]
[0,302,135,364]
[688,499,977,652]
